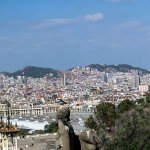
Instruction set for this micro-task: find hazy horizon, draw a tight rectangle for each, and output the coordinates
[0,0,150,71]
[0,63,149,73]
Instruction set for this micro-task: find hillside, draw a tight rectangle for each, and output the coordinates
[10,66,60,78]
[87,64,150,75]
[1,64,149,78]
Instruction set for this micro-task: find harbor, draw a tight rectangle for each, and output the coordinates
[5,111,92,133]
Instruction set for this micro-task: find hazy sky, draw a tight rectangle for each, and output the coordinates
[0,0,150,71]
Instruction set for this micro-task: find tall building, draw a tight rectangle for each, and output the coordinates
[104,73,109,83]
[63,72,66,87]
[128,76,140,89]
[134,76,140,88]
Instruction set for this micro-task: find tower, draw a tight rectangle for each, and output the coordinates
[0,101,20,150]
[63,71,66,87]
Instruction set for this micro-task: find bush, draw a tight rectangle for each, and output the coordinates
[44,121,58,133]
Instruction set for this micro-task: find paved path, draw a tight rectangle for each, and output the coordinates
[17,134,56,150]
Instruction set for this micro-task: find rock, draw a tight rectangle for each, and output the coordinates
[56,106,98,150]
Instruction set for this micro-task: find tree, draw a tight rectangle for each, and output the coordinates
[117,99,135,114]
[44,122,58,133]
[95,102,116,131]
[85,115,97,130]
[145,93,150,104]
[136,98,145,105]
[112,108,150,150]
[18,129,30,137]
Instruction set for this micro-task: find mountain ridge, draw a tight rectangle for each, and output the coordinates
[0,64,149,78]
[87,64,150,75]
[0,66,60,78]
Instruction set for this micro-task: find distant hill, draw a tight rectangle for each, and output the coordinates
[87,64,150,75]
[0,71,11,76]
[3,66,60,78]
[1,64,149,78]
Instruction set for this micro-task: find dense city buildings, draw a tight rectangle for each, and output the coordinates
[0,66,150,150]
[0,66,149,117]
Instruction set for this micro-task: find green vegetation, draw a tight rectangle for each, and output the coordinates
[11,66,60,78]
[112,108,150,150]
[18,122,58,137]
[117,99,135,114]
[44,121,58,133]
[18,128,30,137]
[95,102,116,131]
[1,64,150,78]
[85,115,97,130]
[85,94,150,150]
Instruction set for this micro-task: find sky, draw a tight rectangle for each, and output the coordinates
[0,0,150,72]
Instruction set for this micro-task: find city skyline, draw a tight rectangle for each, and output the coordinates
[0,0,150,71]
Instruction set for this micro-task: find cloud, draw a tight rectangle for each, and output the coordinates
[104,0,133,2]
[84,13,104,22]
[34,18,75,28]
[32,12,104,29]
[121,21,141,28]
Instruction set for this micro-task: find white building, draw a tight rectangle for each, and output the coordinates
[139,84,150,94]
